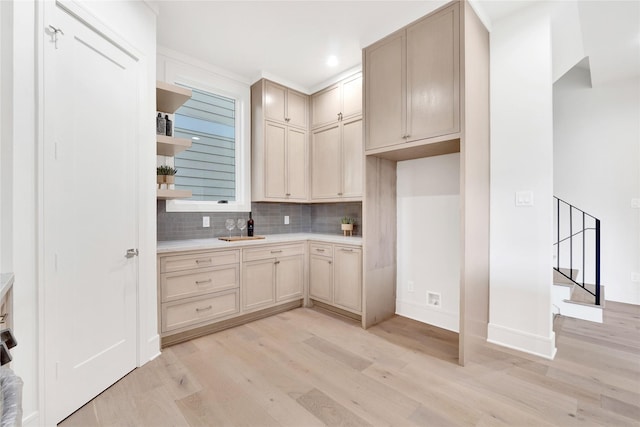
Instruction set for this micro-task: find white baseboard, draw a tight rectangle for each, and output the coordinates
[487,322,557,360]
[396,299,459,332]
[22,411,40,427]
[140,334,161,366]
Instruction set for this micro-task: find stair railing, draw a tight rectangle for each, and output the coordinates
[553,196,601,305]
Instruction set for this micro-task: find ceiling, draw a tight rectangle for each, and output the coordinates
[156,1,640,93]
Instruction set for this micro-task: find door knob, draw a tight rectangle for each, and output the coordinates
[125,249,139,258]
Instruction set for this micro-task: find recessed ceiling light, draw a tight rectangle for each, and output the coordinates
[192,136,200,141]
[327,55,338,67]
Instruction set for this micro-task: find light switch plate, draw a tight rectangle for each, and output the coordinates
[631,198,640,209]
[515,191,534,207]
[202,216,210,228]
[284,215,290,225]
[632,272,640,283]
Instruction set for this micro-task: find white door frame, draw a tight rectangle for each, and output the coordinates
[36,1,158,425]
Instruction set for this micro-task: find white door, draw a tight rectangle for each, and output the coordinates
[43,4,139,423]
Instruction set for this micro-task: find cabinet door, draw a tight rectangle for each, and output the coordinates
[406,3,460,141]
[342,74,362,119]
[311,84,340,129]
[334,246,362,313]
[243,259,275,312]
[365,32,405,150]
[265,81,287,123]
[286,127,307,200]
[264,121,287,198]
[311,124,341,199]
[287,89,308,129]
[309,255,333,303]
[276,255,304,302]
[341,117,363,198]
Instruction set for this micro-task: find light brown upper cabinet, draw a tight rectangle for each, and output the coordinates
[264,122,307,200]
[365,2,460,152]
[311,117,363,201]
[310,72,363,201]
[264,80,308,129]
[311,73,362,129]
[252,79,309,202]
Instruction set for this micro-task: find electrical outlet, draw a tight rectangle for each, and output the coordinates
[632,272,640,283]
[427,292,441,307]
[408,281,415,292]
[284,215,290,225]
[202,216,210,228]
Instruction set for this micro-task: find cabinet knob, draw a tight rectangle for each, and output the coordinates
[337,192,343,196]
[285,117,290,122]
[286,193,291,196]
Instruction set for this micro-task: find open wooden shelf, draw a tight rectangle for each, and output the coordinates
[156,81,192,113]
[157,189,192,200]
[157,134,191,156]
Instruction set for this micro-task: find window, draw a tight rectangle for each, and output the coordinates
[162,69,251,213]
[174,86,236,201]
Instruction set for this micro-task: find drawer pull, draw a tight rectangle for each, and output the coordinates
[341,249,354,253]
[316,248,325,252]
[195,258,212,264]
[270,250,283,254]
[195,279,212,285]
[195,305,213,312]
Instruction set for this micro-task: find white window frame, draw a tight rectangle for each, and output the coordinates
[163,64,251,212]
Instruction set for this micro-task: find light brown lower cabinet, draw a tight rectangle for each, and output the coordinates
[158,240,364,346]
[242,243,305,313]
[158,249,241,343]
[309,242,362,315]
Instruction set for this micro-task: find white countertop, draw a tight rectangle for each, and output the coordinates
[157,233,362,254]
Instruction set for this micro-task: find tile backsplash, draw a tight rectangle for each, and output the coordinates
[157,201,362,241]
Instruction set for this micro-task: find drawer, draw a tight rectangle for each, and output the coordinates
[162,290,239,332]
[243,243,306,262]
[160,249,240,273]
[161,265,239,302]
[309,242,333,258]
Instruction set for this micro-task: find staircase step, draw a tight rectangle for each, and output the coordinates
[553,268,578,286]
[570,283,604,306]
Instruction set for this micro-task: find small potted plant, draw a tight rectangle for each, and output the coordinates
[341,216,355,236]
[157,165,177,188]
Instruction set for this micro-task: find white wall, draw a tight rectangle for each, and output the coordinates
[554,68,640,305]
[550,0,585,83]
[0,0,10,273]
[488,5,556,359]
[8,1,39,424]
[396,153,460,332]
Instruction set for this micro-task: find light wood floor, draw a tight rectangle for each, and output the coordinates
[60,302,640,426]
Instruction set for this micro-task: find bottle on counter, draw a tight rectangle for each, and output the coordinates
[165,114,172,136]
[247,212,254,237]
[156,113,166,135]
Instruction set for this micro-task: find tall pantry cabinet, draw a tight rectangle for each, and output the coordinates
[252,80,309,201]
[361,0,490,366]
